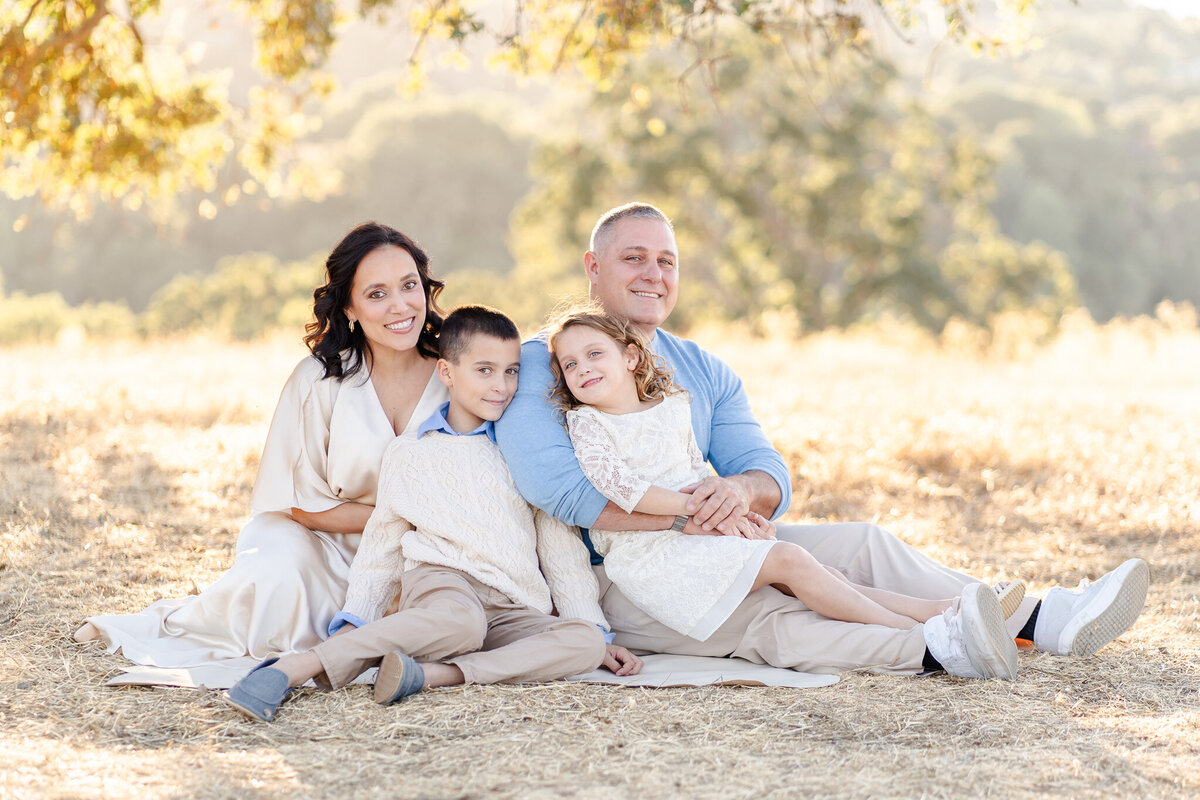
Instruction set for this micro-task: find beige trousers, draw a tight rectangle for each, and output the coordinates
[598,521,1039,676]
[313,564,606,689]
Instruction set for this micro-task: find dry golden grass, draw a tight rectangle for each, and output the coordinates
[2,314,1198,799]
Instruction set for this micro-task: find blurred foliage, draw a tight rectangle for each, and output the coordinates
[0,252,317,345]
[0,290,137,345]
[0,95,531,310]
[1,0,1036,211]
[142,252,322,340]
[925,0,1200,322]
[506,41,1076,333]
[0,290,70,345]
[4,1,1199,333]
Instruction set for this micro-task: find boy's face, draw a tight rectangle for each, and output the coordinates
[437,334,522,430]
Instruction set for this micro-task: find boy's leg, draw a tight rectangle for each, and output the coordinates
[311,565,487,689]
[446,582,606,685]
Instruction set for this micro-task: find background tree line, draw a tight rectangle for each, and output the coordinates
[0,0,1196,343]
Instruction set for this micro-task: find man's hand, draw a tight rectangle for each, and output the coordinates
[685,511,775,540]
[602,644,643,676]
[681,476,751,534]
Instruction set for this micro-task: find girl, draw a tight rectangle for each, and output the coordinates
[547,307,1024,642]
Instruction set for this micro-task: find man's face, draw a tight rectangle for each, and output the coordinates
[585,217,678,336]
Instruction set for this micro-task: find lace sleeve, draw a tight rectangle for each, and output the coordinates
[566,409,651,514]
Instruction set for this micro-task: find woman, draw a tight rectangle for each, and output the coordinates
[77,222,450,675]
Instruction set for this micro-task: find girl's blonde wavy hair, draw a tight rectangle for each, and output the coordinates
[546,306,684,413]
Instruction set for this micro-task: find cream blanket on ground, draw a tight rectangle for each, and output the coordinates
[106,655,837,689]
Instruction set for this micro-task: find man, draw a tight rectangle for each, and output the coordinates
[496,202,1149,678]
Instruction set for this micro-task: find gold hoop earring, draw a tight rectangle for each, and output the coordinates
[348,319,355,333]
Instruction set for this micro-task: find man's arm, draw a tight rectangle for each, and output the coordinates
[677,337,792,522]
[495,337,610,529]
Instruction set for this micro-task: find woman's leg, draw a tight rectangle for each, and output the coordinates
[79,512,358,665]
[752,543,917,630]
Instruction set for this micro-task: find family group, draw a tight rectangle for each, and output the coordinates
[76,203,1150,722]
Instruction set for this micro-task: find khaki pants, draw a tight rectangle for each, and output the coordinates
[313,565,606,689]
[599,521,1039,676]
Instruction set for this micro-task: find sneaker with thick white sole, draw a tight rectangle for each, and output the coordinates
[1033,558,1149,657]
[924,582,1018,680]
[994,580,1026,621]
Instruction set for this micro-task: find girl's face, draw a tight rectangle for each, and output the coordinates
[553,324,641,414]
[345,245,428,360]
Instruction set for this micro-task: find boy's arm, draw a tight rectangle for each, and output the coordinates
[532,508,608,632]
[330,445,414,635]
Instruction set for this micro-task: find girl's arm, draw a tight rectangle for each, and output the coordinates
[631,485,691,517]
[565,411,652,515]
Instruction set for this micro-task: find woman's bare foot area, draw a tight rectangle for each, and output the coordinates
[73,622,100,643]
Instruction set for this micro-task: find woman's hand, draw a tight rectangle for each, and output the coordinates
[602,644,643,676]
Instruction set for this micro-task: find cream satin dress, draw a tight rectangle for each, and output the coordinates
[85,355,447,674]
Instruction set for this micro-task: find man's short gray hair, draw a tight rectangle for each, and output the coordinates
[589,202,673,254]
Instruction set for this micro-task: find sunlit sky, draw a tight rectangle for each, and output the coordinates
[1136,0,1200,18]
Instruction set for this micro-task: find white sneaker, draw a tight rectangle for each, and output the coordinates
[1034,558,1149,657]
[994,580,1026,620]
[924,583,1018,680]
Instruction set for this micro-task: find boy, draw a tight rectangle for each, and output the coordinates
[225,305,641,721]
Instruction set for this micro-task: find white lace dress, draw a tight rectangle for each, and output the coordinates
[567,394,777,641]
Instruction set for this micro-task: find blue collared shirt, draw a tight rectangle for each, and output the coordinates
[417,401,497,442]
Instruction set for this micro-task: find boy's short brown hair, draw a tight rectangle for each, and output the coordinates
[439,305,520,363]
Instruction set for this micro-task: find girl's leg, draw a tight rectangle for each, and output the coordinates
[751,543,917,630]
[821,566,953,623]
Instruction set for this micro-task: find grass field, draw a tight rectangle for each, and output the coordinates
[2,313,1198,798]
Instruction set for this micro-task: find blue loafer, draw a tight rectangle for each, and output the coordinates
[223,658,293,722]
[373,652,425,705]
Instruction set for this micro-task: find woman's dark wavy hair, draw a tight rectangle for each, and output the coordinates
[304,222,445,380]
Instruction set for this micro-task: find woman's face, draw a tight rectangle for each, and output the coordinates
[345,245,428,359]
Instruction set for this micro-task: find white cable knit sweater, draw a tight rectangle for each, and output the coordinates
[341,431,607,631]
